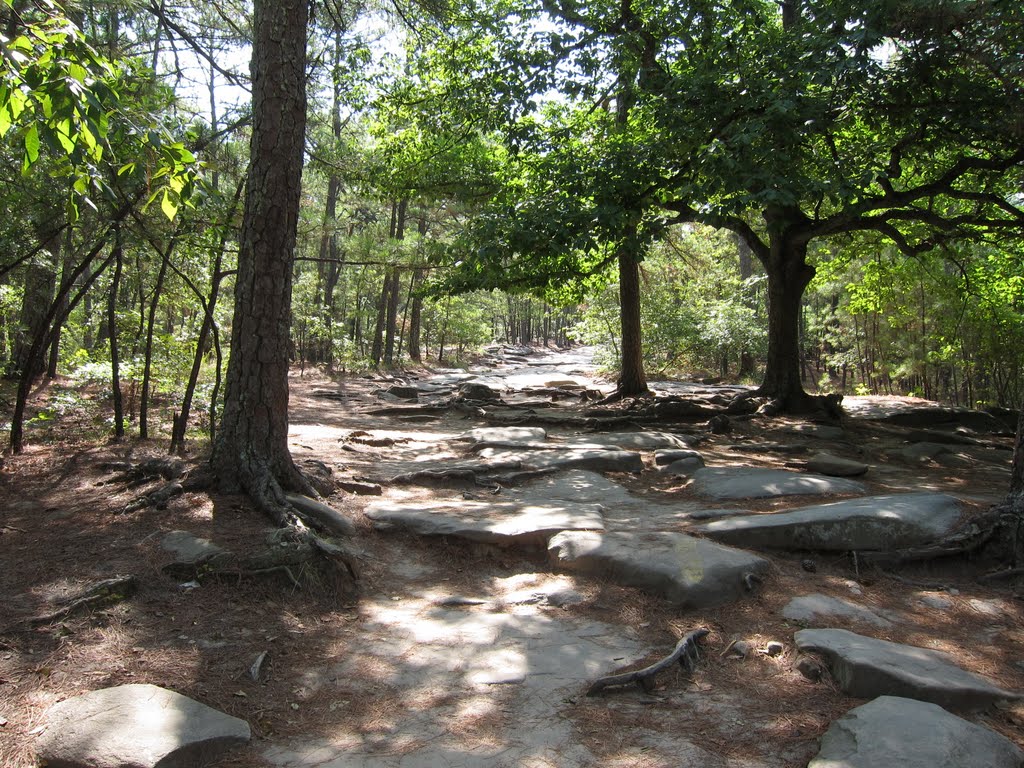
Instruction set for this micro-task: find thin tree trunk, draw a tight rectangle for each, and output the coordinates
[107,235,125,439]
[408,270,424,362]
[10,225,121,452]
[617,249,648,396]
[171,176,242,453]
[140,234,174,439]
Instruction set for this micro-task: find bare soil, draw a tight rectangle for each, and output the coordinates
[1,361,1022,767]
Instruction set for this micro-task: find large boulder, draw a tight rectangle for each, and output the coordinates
[696,493,961,551]
[691,467,865,500]
[35,684,250,768]
[795,628,1019,709]
[547,530,769,609]
[809,696,1024,768]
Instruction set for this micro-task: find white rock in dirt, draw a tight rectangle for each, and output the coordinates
[585,431,699,450]
[782,594,892,628]
[795,628,1019,709]
[809,696,1023,768]
[805,452,870,477]
[456,426,548,444]
[35,683,250,768]
[696,493,961,551]
[547,530,769,609]
[691,467,865,500]
[161,530,226,564]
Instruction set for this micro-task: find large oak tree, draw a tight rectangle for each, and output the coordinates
[435,0,1024,410]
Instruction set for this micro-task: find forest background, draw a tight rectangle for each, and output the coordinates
[1,0,1022,459]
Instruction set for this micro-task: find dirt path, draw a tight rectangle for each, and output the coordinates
[1,347,1022,767]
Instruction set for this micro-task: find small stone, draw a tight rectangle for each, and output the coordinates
[724,640,752,658]
[802,559,817,572]
[708,414,731,434]
[764,641,784,657]
[797,656,824,682]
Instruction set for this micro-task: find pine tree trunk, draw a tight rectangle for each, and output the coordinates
[408,268,425,362]
[107,239,125,439]
[210,0,312,508]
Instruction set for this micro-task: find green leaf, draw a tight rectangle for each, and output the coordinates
[24,123,39,163]
[160,189,179,220]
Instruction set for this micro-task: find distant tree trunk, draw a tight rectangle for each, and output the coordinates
[383,268,401,365]
[171,176,243,453]
[736,233,756,378]
[107,236,125,439]
[210,0,314,515]
[617,250,648,396]
[370,272,388,366]
[46,232,73,378]
[407,267,425,362]
[9,226,59,380]
[140,235,174,439]
[1010,406,1024,509]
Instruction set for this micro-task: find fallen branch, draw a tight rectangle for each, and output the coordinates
[978,567,1024,583]
[586,628,709,696]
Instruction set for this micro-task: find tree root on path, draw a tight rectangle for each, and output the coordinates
[4,575,138,631]
[586,628,709,696]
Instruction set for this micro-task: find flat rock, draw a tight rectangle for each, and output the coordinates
[364,498,604,544]
[457,426,548,444]
[584,431,699,450]
[478,447,644,474]
[36,683,250,768]
[284,493,358,537]
[785,423,846,441]
[691,467,865,500]
[794,628,1019,709]
[655,448,704,466]
[696,493,961,551]
[161,530,226,564]
[782,594,892,627]
[514,469,639,508]
[661,456,706,476]
[547,530,769,609]
[808,696,1024,768]
[806,452,870,477]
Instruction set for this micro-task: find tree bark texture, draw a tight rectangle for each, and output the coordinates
[211,0,310,503]
[757,234,815,410]
[617,251,648,396]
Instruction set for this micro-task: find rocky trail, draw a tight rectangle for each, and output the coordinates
[2,345,1023,767]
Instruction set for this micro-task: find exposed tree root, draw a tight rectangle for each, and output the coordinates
[586,628,709,696]
[6,575,138,631]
